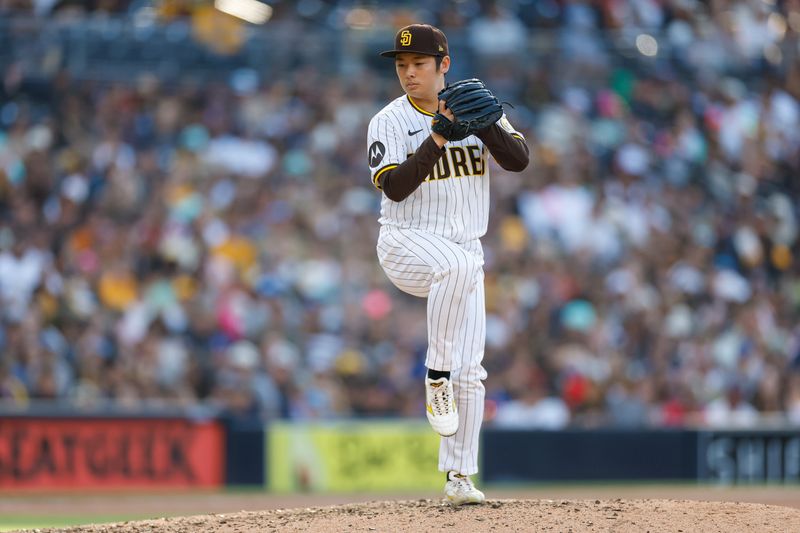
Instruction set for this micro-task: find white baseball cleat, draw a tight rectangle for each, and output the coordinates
[444,471,486,506]
[425,376,459,436]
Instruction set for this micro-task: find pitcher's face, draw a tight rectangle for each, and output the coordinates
[395,53,448,99]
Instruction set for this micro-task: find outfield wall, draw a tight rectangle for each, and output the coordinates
[2,415,798,490]
[483,429,800,484]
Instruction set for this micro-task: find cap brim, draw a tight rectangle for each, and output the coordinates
[380,49,443,58]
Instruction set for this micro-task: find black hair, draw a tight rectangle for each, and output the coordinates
[435,56,443,71]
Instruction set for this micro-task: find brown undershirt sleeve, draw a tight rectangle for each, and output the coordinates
[475,123,530,172]
[379,136,446,202]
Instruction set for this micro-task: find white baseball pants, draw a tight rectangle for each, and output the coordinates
[376,224,488,476]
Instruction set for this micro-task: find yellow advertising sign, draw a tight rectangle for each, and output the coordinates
[267,421,442,492]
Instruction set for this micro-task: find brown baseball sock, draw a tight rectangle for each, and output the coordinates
[427,368,451,380]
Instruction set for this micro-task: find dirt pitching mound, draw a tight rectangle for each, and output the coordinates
[26,498,800,532]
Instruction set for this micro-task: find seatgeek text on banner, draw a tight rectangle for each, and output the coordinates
[0,418,225,490]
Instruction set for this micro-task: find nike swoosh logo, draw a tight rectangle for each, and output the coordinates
[408,128,423,136]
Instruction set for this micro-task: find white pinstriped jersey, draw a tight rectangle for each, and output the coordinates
[367,95,524,243]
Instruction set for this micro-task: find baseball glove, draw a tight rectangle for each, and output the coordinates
[431,79,504,141]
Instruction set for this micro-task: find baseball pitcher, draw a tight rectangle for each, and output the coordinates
[367,24,529,505]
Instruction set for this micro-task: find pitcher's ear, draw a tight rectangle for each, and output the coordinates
[440,55,451,74]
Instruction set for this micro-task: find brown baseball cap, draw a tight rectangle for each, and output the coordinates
[380,24,449,58]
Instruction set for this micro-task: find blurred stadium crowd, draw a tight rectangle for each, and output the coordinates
[1,0,800,429]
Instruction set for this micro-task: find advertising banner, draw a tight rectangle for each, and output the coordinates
[698,430,800,484]
[0,418,224,490]
[267,421,442,492]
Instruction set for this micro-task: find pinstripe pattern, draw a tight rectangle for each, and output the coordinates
[377,225,482,371]
[369,96,523,476]
[439,270,486,476]
[376,225,486,475]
